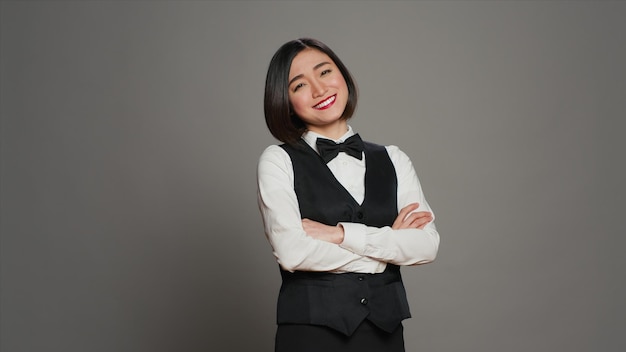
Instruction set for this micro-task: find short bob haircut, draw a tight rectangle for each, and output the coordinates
[264,38,358,144]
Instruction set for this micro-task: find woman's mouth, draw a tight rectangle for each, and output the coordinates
[313,95,336,110]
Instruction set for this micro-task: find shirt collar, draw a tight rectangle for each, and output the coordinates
[302,125,356,154]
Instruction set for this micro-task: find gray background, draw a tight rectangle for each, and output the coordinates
[1,1,625,351]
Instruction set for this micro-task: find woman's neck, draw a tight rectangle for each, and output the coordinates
[306,120,349,140]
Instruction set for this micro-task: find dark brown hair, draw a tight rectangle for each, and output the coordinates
[264,38,358,144]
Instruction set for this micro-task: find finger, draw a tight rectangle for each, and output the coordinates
[396,212,432,229]
[409,214,433,229]
[406,211,431,220]
[302,219,316,233]
[302,218,320,227]
[400,211,431,225]
[399,203,420,217]
[393,203,420,228]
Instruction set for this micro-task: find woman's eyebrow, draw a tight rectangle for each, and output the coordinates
[289,61,332,86]
[313,61,331,70]
[288,74,303,87]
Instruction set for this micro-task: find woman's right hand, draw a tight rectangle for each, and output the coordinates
[392,203,433,230]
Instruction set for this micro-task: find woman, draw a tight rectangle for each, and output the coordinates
[257,38,440,352]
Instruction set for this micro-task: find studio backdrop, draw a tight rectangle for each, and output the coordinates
[1,1,624,351]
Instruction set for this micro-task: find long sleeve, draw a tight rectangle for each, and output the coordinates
[339,145,440,266]
[257,145,386,273]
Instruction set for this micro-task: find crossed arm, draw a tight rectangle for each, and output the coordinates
[301,202,433,244]
[257,144,440,273]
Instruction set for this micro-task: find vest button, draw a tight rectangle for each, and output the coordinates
[360,298,368,305]
[357,211,364,219]
[358,276,364,281]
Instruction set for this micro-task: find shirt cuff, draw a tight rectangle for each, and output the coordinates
[339,222,368,255]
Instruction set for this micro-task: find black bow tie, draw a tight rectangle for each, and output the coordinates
[316,134,364,163]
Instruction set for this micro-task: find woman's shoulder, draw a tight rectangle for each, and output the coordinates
[258,144,291,166]
[261,144,285,153]
[359,136,410,162]
[383,144,403,154]
[382,144,413,166]
[257,144,294,181]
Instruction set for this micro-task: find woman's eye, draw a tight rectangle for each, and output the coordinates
[321,69,332,76]
[293,83,304,92]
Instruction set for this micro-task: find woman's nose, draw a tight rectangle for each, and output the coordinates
[310,79,327,98]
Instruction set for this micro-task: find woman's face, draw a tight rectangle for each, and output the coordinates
[287,48,349,136]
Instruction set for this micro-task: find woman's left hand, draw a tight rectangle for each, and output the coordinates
[302,219,345,244]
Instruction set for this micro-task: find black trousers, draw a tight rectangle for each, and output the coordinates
[275,319,405,352]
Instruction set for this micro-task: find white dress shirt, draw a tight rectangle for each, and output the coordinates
[257,126,440,274]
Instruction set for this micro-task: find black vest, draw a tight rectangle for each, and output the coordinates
[278,139,411,336]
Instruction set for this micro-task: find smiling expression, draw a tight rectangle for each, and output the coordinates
[288,48,349,137]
